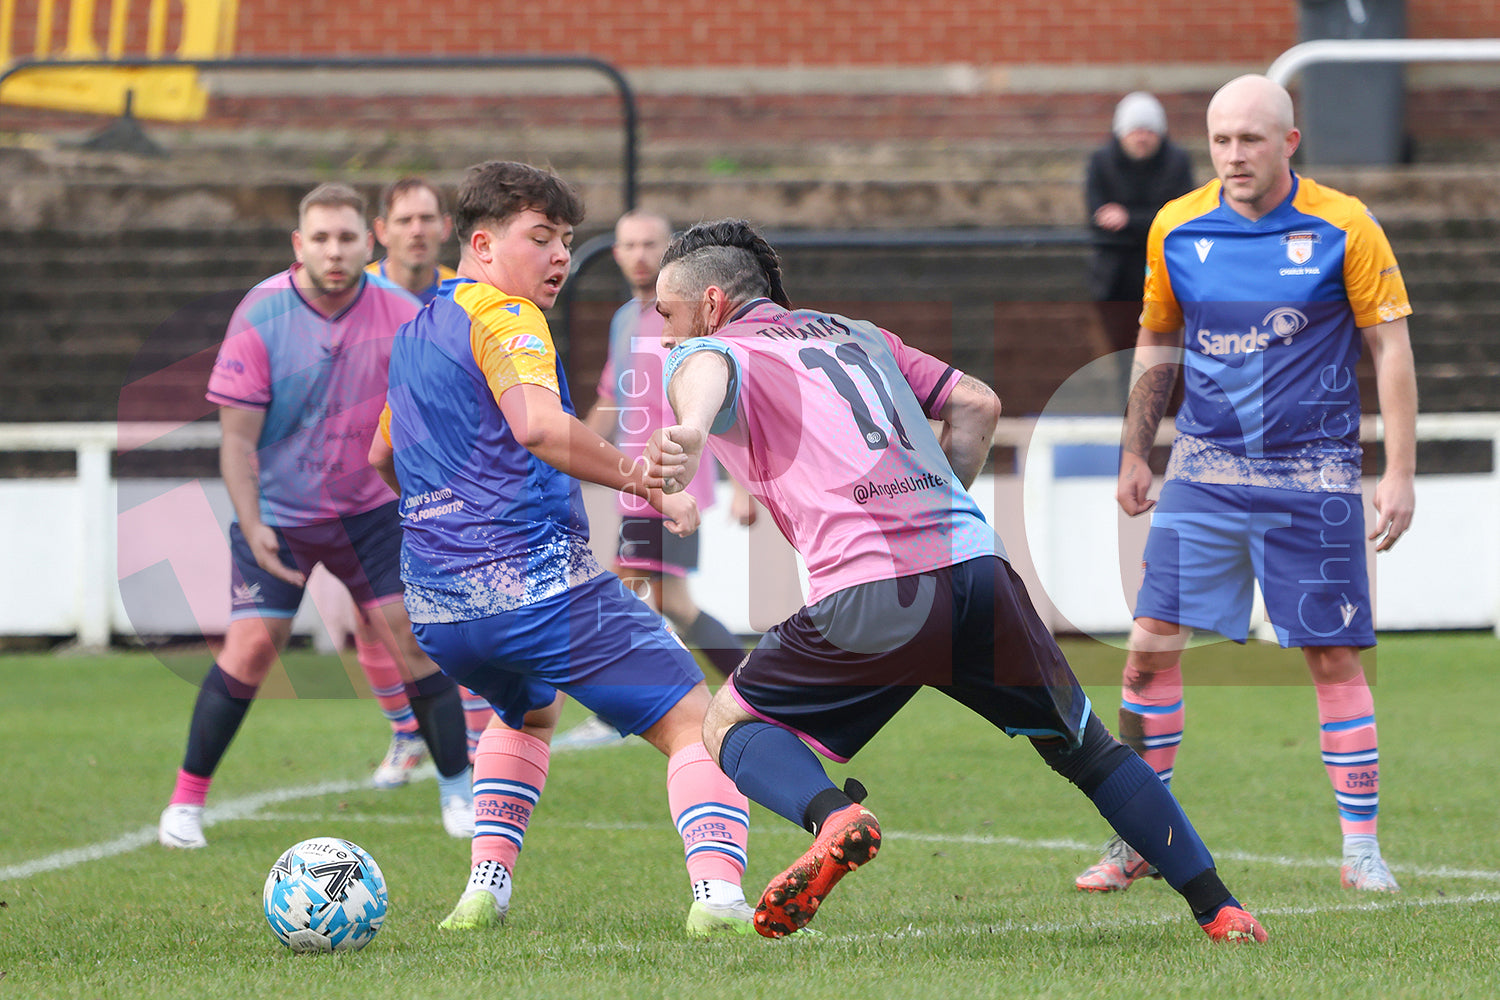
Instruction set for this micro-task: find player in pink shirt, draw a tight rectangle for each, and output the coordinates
[157,183,474,851]
[647,219,1266,944]
[556,210,749,750]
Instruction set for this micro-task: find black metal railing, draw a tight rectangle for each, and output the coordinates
[0,54,640,209]
[554,226,1092,364]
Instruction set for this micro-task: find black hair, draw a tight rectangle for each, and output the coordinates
[660,219,791,309]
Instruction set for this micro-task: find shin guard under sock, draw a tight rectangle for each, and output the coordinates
[407,672,470,779]
[471,727,549,874]
[181,663,256,780]
[1119,663,1184,787]
[1316,672,1380,836]
[668,742,749,884]
[718,720,837,830]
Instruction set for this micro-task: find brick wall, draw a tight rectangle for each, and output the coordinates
[1412,0,1499,38]
[15,0,1497,63]
[225,0,1493,63]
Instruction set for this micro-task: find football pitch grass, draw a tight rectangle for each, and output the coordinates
[2,633,1498,999]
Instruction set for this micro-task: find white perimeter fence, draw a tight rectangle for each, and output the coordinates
[1,413,1498,648]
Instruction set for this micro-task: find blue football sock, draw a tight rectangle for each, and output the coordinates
[718,721,836,829]
[182,663,255,778]
[1090,751,1216,893]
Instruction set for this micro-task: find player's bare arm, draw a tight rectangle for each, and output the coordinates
[1362,316,1418,551]
[497,381,694,532]
[581,397,619,440]
[368,432,399,495]
[730,482,759,526]
[218,405,306,587]
[651,350,732,494]
[1117,327,1183,516]
[936,372,1001,490]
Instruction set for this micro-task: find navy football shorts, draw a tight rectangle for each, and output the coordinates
[1133,479,1376,647]
[228,501,404,620]
[615,515,700,577]
[726,555,1091,762]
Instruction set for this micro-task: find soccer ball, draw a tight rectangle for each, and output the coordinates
[263,837,388,953]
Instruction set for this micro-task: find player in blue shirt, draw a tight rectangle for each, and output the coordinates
[369,161,757,938]
[1075,75,1417,895]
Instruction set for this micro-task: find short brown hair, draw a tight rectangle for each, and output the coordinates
[378,177,447,219]
[298,182,366,223]
[453,161,584,242]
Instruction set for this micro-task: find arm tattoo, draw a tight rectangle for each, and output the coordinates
[1123,361,1176,459]
[955,373,992,397]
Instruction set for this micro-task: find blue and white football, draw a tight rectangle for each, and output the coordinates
[263,837,388,953]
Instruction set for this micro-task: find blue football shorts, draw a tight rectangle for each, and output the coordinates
[726,555,1091,763]
[411,572,705,733]
[1132,479,1376,647]
[228,501,404,620]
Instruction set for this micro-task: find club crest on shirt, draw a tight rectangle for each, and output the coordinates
[1282,231,1320,265]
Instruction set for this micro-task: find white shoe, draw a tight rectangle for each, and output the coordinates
[158,803,207,849]
[552,714,628,751]
[372,732,428,790]
[441,794,476,838]
[1341,846,1400,892]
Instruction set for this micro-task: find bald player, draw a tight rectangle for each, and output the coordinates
[1075,74,1417,895]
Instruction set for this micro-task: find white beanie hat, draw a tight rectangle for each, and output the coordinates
[1113,91,1168,138]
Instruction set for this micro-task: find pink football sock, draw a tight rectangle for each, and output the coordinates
[471,727,550,874]
[1119,663,1185,786]
[667,742,749,886]
[355,635,418,735]
[169,769,212,808]
[1316,672,1380,836]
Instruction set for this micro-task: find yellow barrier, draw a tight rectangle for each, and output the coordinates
[0,0,235,120]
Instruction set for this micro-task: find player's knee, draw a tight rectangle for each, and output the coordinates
[1031,713,1131,794]
[701,690,746,764]
[662,597,699,630]
[1129,618,1191,659]
[656,577,696,625]
[640,681,712,756]
[221,629,282,683]
[1304,645,1363,684]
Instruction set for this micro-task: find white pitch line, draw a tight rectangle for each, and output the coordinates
[0,778,366,882]
[889,830,1500,883]
[6,779,1500,889]
[519,889,1500,958]
[808,889,1500,946]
